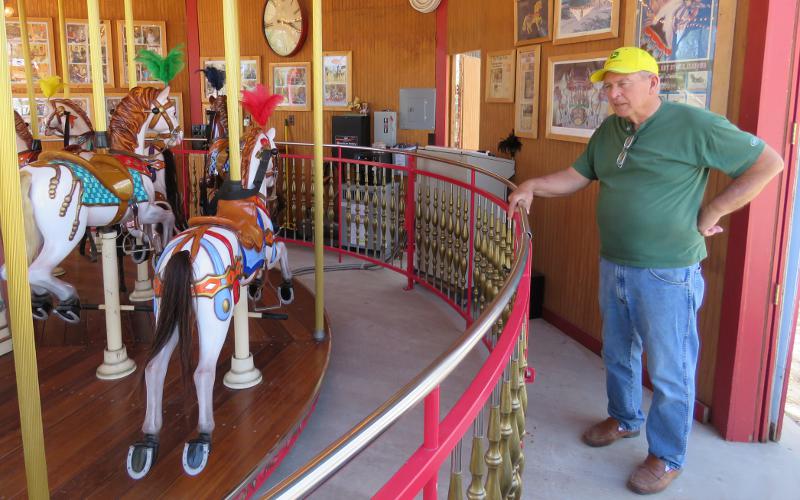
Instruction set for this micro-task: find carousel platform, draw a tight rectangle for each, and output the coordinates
[0,247,330,498]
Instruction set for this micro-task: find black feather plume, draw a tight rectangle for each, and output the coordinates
[199,66,226,92]
[498,130,522,158]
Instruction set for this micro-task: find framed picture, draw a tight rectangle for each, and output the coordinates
[322,51,352,110]
[65,19,114,88]
[514,0,553,45]
[486,50,516,103]
[546,52,610,143]
[269,62,311,111]
[105,91,184,134]
[624,0,734,114]
[12,94,92,141]
[514,45,542,139]
[199,57,261,101]
[6,18,56,87]
[116,20,166,85]
[553,0,620,45]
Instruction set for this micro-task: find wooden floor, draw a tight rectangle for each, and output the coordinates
[0,246,330,499]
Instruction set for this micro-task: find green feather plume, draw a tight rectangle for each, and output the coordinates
[135,44,185,85]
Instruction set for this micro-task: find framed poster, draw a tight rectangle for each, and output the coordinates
[199,57,261,101]
[269,62,311,111]
[486,50,516,103]
[553,0,620,45]
[105,91,184,133]
[6,18,56,87]
[514,45,542,139]
[322,51,351,110]
[65,19,115,88]
[116,20,166,85]
[514,0,553,45]
[624,0,734,114]
[546,52,610,143]
[12,94,92,142]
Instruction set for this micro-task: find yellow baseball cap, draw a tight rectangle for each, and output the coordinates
[590,47,659,83]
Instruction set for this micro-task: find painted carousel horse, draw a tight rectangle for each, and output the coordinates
[15,110,39,167]
[6,86,180,323]
[199,94,229,214]
[127,93,293,478]
[43,93,186,229]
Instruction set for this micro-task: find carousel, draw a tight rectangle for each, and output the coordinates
[0,0,331,497]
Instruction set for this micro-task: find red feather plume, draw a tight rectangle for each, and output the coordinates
[241,84,283,127]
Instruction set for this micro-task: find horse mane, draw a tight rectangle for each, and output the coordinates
[240,127,264,187]
[109,87,162,151]
[50,98,94,132]
[14,110,33,149]
[209,95,228,137]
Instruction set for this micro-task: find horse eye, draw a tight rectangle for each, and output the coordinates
[152,108,159,114]
[271,148,279,156]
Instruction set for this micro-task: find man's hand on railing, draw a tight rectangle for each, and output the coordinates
[507,181,535,217]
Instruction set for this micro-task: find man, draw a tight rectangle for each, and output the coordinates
[507,47,783,495]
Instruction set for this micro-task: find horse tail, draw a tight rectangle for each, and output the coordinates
[147,250,195,392]
[162,149,187,230]
[19,170,42,265]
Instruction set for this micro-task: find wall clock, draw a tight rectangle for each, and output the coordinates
[409,0,442,13]
[262,0,307,57]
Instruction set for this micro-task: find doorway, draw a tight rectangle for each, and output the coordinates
[450,50,481,150]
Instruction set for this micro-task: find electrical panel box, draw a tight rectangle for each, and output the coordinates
[399,88,436,131]
[373,111,397,146]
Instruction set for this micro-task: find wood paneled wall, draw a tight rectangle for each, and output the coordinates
[197,0,436,147]
[448,0,750,407]
[16,0,190,141]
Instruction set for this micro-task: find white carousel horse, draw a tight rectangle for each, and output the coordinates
[127,124,294,479]
[42,98,95,151]
[6,86,180,323]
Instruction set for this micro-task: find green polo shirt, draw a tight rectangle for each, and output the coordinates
[573,100,765,268]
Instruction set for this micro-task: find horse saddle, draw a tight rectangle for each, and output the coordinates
[36,150,134,224]
[188,197,264,252]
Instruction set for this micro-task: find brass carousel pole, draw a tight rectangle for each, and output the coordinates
[0,8,49,498]
[221,0,262,390]
[123,0,137,89]
[17,0,40,145]
[57,0,69,97]
[311,0,325,341]
[88,0,136,380]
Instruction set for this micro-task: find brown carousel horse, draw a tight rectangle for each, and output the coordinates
[15,110,39,167]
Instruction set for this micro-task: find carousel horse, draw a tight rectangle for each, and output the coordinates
[43,95,186,228]
[199,94,229,215]
[6,86,180,323]
[15,110,39,166]
[127,92,293,478]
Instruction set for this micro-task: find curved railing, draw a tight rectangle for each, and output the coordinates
[172,142,533,499]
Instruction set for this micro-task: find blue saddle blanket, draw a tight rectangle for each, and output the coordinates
[62,160,148,206]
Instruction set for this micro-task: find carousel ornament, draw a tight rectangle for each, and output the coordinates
[409,0,442,13]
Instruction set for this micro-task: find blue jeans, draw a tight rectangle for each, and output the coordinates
[599,258,705,470]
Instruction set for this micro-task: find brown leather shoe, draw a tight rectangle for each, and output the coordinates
[627,454,681,495]
[581,417,640,447]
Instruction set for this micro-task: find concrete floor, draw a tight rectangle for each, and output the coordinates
[258,248,800,499]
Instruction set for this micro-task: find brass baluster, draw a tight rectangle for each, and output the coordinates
[500,370,514,498]
[454,188,463,305]
[431,181,439,286]
[438,181,447,293]
[473,200,484,317]
[467,412,487,500]
[389,170,397,266]
[327,162,335,246]
[510,345,524,500]
[371,166,379,256]
[461,191,469,308]
[448,439,464,500]
[484,387,503,500]
[519,324,529,417]
[415,179,424,277]
[424,181,432,280]
[446,184,455,299]
[300,159,308,241]
[282,155,289,230]
[398,172,406,268]
[290,157,297,238]
[354,164,364,253]
[344,163,353,250]
[382,167,389,261]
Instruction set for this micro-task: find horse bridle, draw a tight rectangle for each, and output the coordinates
[45,105,93,148]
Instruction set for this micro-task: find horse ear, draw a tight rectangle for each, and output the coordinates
[157,85,171,102]
[267,127,276,141]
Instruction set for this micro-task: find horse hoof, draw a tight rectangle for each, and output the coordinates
[31,293,53,321]
[182,433,211,476]
[279,280,294,305]
[54,297,81,324]
[248,279,263,302]
[127,434,159,480]
[52,266,66,277]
